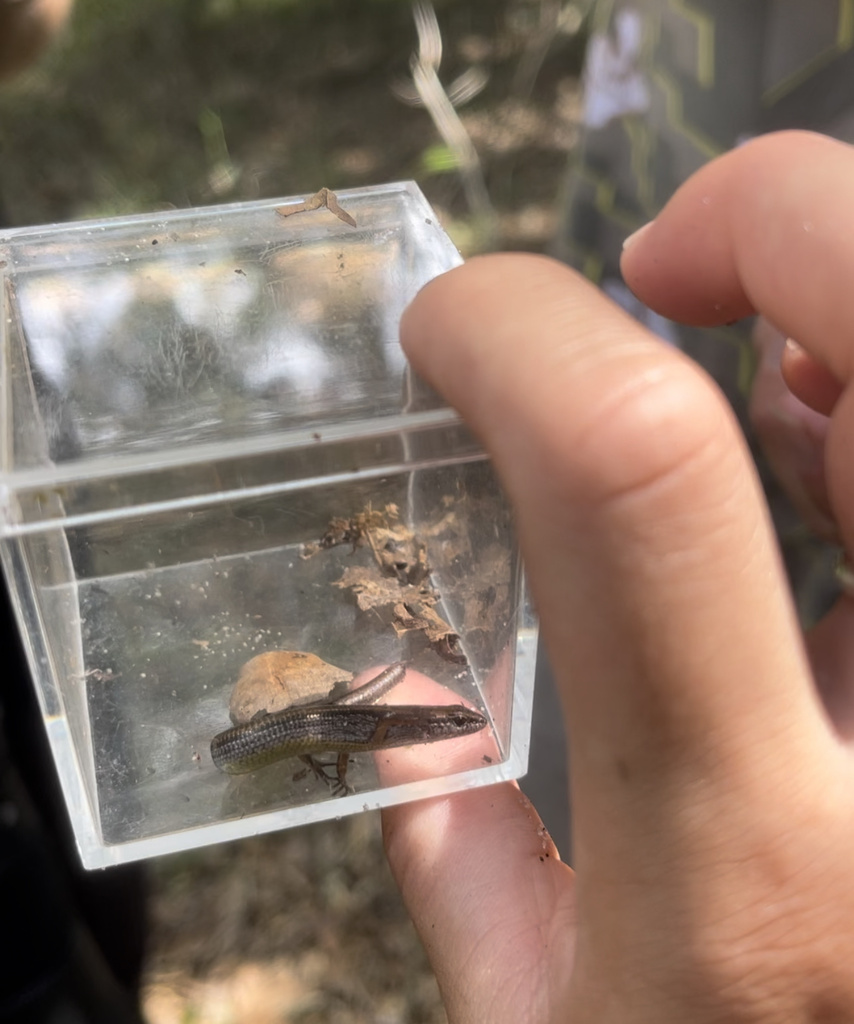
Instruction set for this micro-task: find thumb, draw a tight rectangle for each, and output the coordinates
[386,253,839,1020]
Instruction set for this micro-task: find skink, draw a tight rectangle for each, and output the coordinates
[210,662,487,792]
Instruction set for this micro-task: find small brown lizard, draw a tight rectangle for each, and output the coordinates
[210,662,487,794]
[275,187,357,228]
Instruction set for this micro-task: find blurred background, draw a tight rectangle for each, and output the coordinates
[0,0,588,249]
[1,2,589,1021]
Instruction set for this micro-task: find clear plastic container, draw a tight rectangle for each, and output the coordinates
[0,183,537,868]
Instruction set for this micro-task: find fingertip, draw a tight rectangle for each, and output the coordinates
[383,785,572,964]
[620,132,854,366]
[399,252,596,437]
[383,783,575,1020]
[619,187,751,326]
[781,338,843,416]
[383,782,563,872]
[401,252,576,349]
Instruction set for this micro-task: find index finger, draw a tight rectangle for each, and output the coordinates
[620,131,854,374]
[620,130,854,552]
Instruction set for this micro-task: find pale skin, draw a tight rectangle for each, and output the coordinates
[383,131,854,1022]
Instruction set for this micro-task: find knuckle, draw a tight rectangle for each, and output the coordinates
[547,354,739,511]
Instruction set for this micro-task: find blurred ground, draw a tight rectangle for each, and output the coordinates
[142,818,445,1024]
[0,2,585,1021]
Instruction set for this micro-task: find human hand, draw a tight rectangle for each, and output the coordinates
[382,130,854,1022]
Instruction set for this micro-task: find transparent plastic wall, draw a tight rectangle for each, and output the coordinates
[0,183,537,867]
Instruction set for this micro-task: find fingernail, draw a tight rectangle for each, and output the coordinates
[622,222,653,251]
